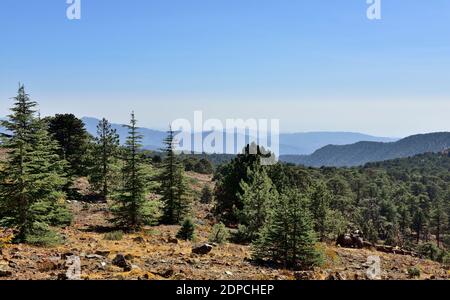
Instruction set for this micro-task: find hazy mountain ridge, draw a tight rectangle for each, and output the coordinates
[81,117,396,155]
[280,132,450,167]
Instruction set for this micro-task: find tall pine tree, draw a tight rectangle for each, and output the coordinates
[91,118,119,199]
[238,165,278,241]
[309,181,332,241]
[111,112,160,229]
[159,127,190,224]
[0,85,69,241]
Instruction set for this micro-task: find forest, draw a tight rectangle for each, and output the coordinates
[0,86,449,275]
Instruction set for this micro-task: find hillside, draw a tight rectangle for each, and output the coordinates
[1,172,448,280]
[280,132,450,167]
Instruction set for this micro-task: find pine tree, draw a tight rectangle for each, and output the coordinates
[309,181,332,241]
[159,127,190,224]
[176,217,195,241]
[252,189,321,270]
[238,165,278,241]
[0,85,69,242]
[111,112,160,229]
[431,198,448,248]
[200,184,213,204]
[91,118,119,199]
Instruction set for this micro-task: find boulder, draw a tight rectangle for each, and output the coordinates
[112,254,132,272]
[326,272,346,280]
[192,244,213,255]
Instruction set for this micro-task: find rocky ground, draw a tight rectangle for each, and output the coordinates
[1,173,449,280]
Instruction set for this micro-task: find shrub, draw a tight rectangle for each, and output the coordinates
[25,222,64,247]
[417,242,447,263]
[209,223,230,244]
[104,230,124,241]
[407,267,421,278]
[176,218,195,241]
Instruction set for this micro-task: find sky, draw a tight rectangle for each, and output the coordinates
[0,0,449,137]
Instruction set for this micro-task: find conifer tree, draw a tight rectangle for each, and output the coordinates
[91,118,119,199]
[238,165,278,241]
[176,217,195,241]
[0,85,69,242]
[431,198,448,247]
[159,127,190,224]
[111,112,160,229]
[200,184,213,204]
[309,181,332,241]
[253,189,321,270]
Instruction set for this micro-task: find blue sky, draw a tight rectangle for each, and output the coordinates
[0,0,449,136]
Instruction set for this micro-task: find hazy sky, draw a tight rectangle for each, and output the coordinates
[0,0,449,137]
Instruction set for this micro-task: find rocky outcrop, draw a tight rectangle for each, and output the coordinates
[192,244,213,255]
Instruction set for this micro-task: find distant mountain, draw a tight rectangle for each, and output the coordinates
[280,132,450,167]
[82,117,167,151]
[81,117,396,155]
[279,132,396,155]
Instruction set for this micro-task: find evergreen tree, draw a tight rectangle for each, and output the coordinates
[214,144,263,224]
[46,114,91,177]
[238,165,278,241]
[91,118,119,199]
[431,198,448,247]
[176,217,195,241]
[159,127,190,224]
[200,184,213,204]
[111,113,160,229]
[309,181,332,241]
[0,85,69,241]
[253,189,321,270]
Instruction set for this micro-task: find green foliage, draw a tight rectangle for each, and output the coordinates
[209,223,230,244]
[45,113,91,177]
[159,128,191,224]
[103,230,124,241]
[237,165,278,241]
[24,222,64,247]
[252,189,322,270]
[213,144,264,224]
[309,181,332,241]
[200,184,213,204]
[417,242,448,263]
[176,217,195,241]
[111,113,158,229]
[407,267,421,279]
[0,85,70,242]
[90,118,120,199]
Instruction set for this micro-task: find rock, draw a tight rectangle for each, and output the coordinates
[294,271,314,280]
[326,272,346,280]
[157,268,174,278]
[95,250,110,257]
[192,244,213,255]
[133,237,145,243]
[112,254,132,272]
[167,237,178,244]
[0,261,12,277]
[225,271,233,276]
[124,254,134,261]
[86,254,104,260]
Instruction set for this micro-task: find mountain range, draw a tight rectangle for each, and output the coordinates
[280,132,450,167]
[81,117,397,155]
